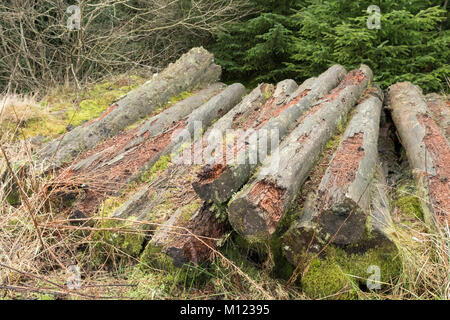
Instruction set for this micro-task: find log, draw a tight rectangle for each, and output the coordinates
[283,163,394,266]
[302,84,384,245]
[425,93,450,141]
[37,47,221,170]
[193,65,347,204]
[228,66,374,243]
[111,83,276,221]
[59,83,245,217]
[388,82,450,225]
[113,81,300,265]
[150,203,229,267]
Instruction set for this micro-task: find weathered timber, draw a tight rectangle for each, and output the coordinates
[388,82,450,225]
[228,66,374,243]
[150,80,306,265]
[425,93,450,141]
[37,47,221,170]
[193,65,347,204]
[71,83,225,173]
[304,84,384,245]
[60,83,245,217]
[283,163,394,266]
[111,83,277,222]
[114,80,301,265]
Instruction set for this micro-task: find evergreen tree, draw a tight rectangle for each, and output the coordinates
[211,0,303,85]
[212,0,449,93]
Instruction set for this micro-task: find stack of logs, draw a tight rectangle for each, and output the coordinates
[36,48,449,268]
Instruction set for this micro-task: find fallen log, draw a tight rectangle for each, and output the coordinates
[425,93,450,141]
[58,83,245,217]
[388,82,450,225]
[111,82,280,221]
[283,163,395,266]
[110,80,300,263]
[228,66,374,243]
[301,84,384,245]
[193,65,347,204]
[37,47,221,170]
[149,80,306,265]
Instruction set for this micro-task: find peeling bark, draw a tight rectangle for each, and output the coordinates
[111,83,274,222]
[150,203,229,267]
[37,47,221,170]
[388,82,450,225]
[59,83,245,217]
[193,65,347,205]
[425,93,450,141]
[228,66,374,243]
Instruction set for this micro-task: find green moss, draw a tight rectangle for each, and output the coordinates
[179,200,202,223]
[100,218,145,257]
[394,183,424,220]
[301,243,402,299]
[301,255,351,299]
[90,197,146,264]
[6,190,20,206]
[141,155,171,182]
[396,196,423,219]
[264,86,274,100]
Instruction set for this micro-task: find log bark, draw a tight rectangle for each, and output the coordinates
[37,47,221,170]
[111,83,275,221]
[146,80,303,265]
[304,84,384,245]
[283,163,394,266]
[388,82,450,225]
[60,83,245,217]
[193,65,347,204]
[425,93,450,141]
[228,66,374,243]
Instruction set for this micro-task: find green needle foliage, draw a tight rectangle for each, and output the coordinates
[212,0,449,93]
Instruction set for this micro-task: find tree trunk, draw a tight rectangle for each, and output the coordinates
[425,93,450,141]
[228,66,374,243]
[193,65,347,205]
[37,47,221,170]
[114,80,305,265]
[111,83,276,221]
[388,82,450,225]
[60,83,245,217]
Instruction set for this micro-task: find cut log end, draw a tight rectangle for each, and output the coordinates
[318,199,368,245]
[229,179,286,241]
[153,203,229,267]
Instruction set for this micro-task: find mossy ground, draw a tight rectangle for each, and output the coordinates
[0,74,146,142]
[301,243,402,299]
